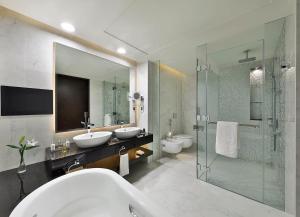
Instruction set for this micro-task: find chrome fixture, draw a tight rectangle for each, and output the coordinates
[129,204,139,217]
[67,159,80,173]
[208,121,260,128]
[81,112,94,132]
[238,49,256,63]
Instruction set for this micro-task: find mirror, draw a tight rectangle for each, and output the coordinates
[55,43,131,132]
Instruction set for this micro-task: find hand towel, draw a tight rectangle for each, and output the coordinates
[119,153,129,176]
[216,121,239,158]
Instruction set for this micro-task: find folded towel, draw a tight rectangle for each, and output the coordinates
[216,121,239,158]
[119,153,129,176]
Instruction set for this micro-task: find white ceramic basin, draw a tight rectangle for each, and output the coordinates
[115,127,140,139]
[73,131,112,148]
[10,169,173,217]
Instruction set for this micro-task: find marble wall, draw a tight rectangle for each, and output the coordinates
[295,1,300,216]
[265,15,296,214]
[0,8,136,172]
[182,73,197,146]
[159,69,183,139]
[281,15,296,215]
[148,61,161,160]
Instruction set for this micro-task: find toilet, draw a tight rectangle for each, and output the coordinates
[161,134,193,154]
[172,134,193,149]
[161,139,183,154]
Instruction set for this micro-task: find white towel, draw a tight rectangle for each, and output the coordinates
[119,153,129,176]
[216,121,239,158]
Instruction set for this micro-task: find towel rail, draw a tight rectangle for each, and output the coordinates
[208,122,260,128]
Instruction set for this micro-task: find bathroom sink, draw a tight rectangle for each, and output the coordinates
[73,131,112,148]
[115,127,140,139]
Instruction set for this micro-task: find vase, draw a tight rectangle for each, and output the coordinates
[17,156,26,174]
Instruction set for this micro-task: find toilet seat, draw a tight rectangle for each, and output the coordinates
[172,134,193,148]
[161,139,183,154]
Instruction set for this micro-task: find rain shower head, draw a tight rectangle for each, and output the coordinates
[238,49,256,63]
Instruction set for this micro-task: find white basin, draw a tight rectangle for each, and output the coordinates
[73,131,112,148]
[10,169,173,217]
[115,127,141,139]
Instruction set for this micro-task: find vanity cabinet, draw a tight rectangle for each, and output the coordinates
[46,134,153,175]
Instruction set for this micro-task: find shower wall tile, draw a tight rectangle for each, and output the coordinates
[218,64,251,122]
[217,62,267,162]
[265,15,296,214]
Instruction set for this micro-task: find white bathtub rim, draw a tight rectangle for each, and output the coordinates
[10,168,173,217]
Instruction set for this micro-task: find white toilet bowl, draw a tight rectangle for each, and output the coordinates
[172,134,193,148]
[161,139,183,154]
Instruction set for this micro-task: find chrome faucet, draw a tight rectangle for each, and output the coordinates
[81,112,94,133]
[67,159,80,173]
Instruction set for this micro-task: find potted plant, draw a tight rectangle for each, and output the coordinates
[7,136,39,174]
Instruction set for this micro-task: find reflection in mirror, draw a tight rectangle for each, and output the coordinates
[55,43,131,132]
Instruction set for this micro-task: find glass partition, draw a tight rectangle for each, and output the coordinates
[196,16,295,211]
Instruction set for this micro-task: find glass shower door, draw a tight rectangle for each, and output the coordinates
[196,41,265,202]
[195,57,208,181]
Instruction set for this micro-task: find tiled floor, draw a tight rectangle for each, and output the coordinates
[198,151,284,210]
[126,150,291,217]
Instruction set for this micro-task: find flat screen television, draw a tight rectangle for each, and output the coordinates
[1,86,53,116]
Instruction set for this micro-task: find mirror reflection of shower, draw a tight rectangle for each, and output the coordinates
[103,76,130,126]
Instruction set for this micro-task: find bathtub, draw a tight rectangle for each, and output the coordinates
[10,169,172,217]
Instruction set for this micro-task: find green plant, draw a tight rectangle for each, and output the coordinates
[7,136,39,165]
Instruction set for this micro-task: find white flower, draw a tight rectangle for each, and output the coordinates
[27,139,38,147]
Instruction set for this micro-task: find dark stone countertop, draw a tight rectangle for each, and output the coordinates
[46,133,153,172]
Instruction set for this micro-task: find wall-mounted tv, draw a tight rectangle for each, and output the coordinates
[1,86,53,116]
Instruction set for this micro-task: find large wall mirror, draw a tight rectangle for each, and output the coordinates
[55,43,132,132]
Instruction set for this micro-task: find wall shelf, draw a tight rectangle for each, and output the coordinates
[130,147,153,166]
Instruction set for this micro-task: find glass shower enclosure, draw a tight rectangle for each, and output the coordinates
[103,77,130,125]
[195,17,295,211]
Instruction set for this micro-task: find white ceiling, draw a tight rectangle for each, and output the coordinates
[207,18,285,69]
[55,43,129,83]
[0,0,295,74]
[208,40,263,70]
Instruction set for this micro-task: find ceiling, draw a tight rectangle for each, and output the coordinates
[208,40,263,70]
[207,17,285,69]
[0,0,295,74]
[55,43,129,83]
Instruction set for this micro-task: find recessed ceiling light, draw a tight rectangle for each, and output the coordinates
[60,22,75,33]
[117,47,126,54]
